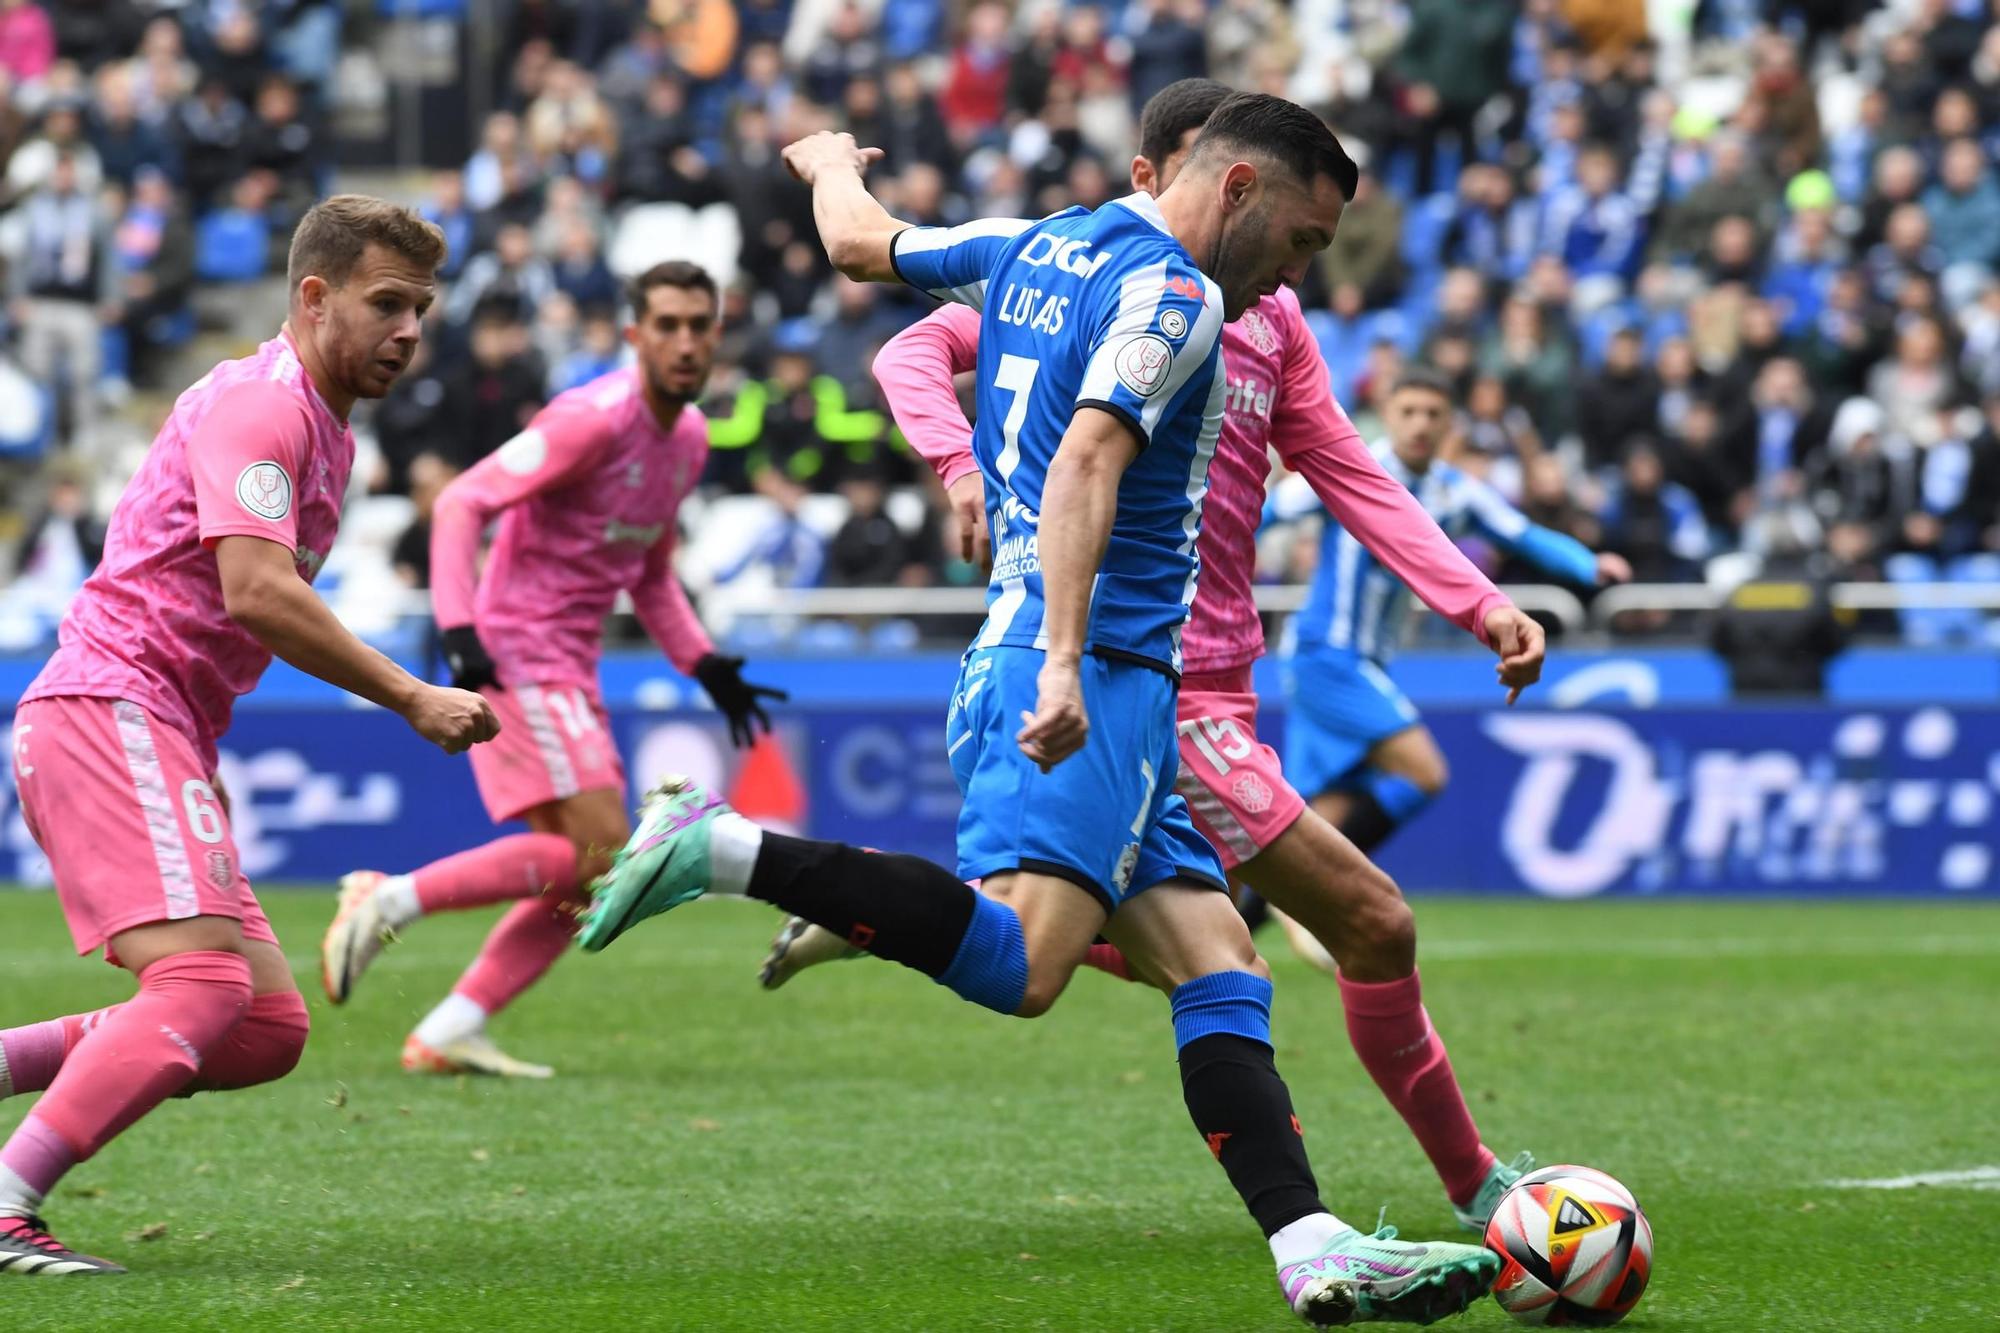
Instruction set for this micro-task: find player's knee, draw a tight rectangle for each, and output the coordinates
[1353,882,1417,971]
[1014,961,1076,1019]
[1407,751,1449,796]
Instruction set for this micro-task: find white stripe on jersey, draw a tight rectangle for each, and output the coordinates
[894,217,1035,310]
[1172,362,1227,672]
[1327,529,1360,652]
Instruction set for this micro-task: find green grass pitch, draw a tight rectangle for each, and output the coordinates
[0,892,1995,1331]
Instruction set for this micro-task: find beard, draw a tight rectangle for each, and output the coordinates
[1210,197,1273,321]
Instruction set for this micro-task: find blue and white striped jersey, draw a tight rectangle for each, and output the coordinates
[891,193,1226,675]
[1274,439,1599,664]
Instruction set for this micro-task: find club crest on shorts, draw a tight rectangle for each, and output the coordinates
[1115,335,1174,397]
[206,850,233,889]
[235,462,292,520]
[1113,842,1140,892]
[1231,773,1274,814]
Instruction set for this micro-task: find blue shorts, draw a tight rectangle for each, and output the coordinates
[947,646,1228,912]
[1282,650,1422,799]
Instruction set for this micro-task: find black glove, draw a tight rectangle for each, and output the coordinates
[694,652,788,748]
[440,625,498,693]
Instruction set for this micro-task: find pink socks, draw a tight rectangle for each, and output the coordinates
[0,1009,110,1098]
[1337,969,1496,1205]
[450,899,579,1015]
[0,951,251,1213]
[184,990,311,1093]
[413,833,579,915]
[1083,942,1135,982]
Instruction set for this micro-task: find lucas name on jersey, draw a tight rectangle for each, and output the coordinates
[993,282,1071,336]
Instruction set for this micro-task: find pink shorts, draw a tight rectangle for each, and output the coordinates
[468,682,625,822]
[12,696,276,959]
[1174,668,1307,872]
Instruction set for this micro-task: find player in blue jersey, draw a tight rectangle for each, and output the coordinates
[576,97,1506,1325]
[1270,368,1630,867]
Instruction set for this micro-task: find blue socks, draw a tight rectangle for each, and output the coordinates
[1170,970,1274,1050]
[935,893,1030,1015]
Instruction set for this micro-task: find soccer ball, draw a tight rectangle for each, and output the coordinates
[1483,1164,1653,1326]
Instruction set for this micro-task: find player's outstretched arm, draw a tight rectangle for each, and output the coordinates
[1269,323,1515,649]
[1016,408,1139,772]
[781,131,901,283]
[631,534,789,748]
[215,535,498,754]
[872,306,987,569]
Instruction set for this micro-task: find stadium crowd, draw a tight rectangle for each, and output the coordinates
[0,0,1996,648]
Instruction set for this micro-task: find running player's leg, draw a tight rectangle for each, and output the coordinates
[1108,797,1498,1325]
[584,648,1148,1018]
[1095,674,1517,1224]
[1309,724,1449,856]
[322,683,610,1004]
[402,786,625,1075]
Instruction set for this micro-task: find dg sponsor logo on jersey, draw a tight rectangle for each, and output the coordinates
[235,462,293,521]
[1115,335,1175,397]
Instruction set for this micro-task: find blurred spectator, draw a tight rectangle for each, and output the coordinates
[444,303,547,468]
[112,165,192,386]
[1665,395,1747,533]
[172,75,246,212]
[0,0,54,88]
[825,466,929,588]
[242,76,319,228]
[1315,164,1403,310]
[1807,397,1912,573]
[1651,134,1772,263]
[87,62,175,188]
[1540,144,1649,299]
[817,275,903,396]
[127,17,194,126]
[1126,0,1207,114]
[392,453,461,590]
[1442,164,1537,286]
[1393,0,1516,194]
[10,151,116,453]
[447,221,555,326]
[1575,327,1659,471]
[1599,439,1710,581]
[799,2,881,107]
[715,467,826,589]
[1710,517,1846,696]
[7,100,101,201]
[877,61,953,172]
[939,4,1010,145]
[525,59,617,187]
[1923,139,2000,310]
[1481,297,1575,441]
[551,305,624,395]
[420,170,475,281]
[1867,316,1961,446]
[373,338,466,494]
[0,462,101,649]
[550,217,617,310]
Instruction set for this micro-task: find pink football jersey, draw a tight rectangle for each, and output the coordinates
[429,365,713,693]
[23,333,355,769]
[874,293,1510,677]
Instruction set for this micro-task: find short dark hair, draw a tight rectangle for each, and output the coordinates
[1390,366,1456,402]
[627,260,718,320]
[1184,92,1360,202]
[1138,78,1234,174]
[287,194,447,291]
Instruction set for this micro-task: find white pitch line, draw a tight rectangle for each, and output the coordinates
[1823,1167,2000,1191]
[1418,935,2000,962]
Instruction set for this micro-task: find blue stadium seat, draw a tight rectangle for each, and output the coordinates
[1399,194,1456,272]
[196,211,271,283]
[1885,552,1979,646]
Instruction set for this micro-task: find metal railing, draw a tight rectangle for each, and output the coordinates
[1590,581,2000,628]
[356,581,2000,644]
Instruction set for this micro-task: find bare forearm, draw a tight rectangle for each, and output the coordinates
[231,576,420,713]
[812,170,908,283]
[1035,448,1122,663]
